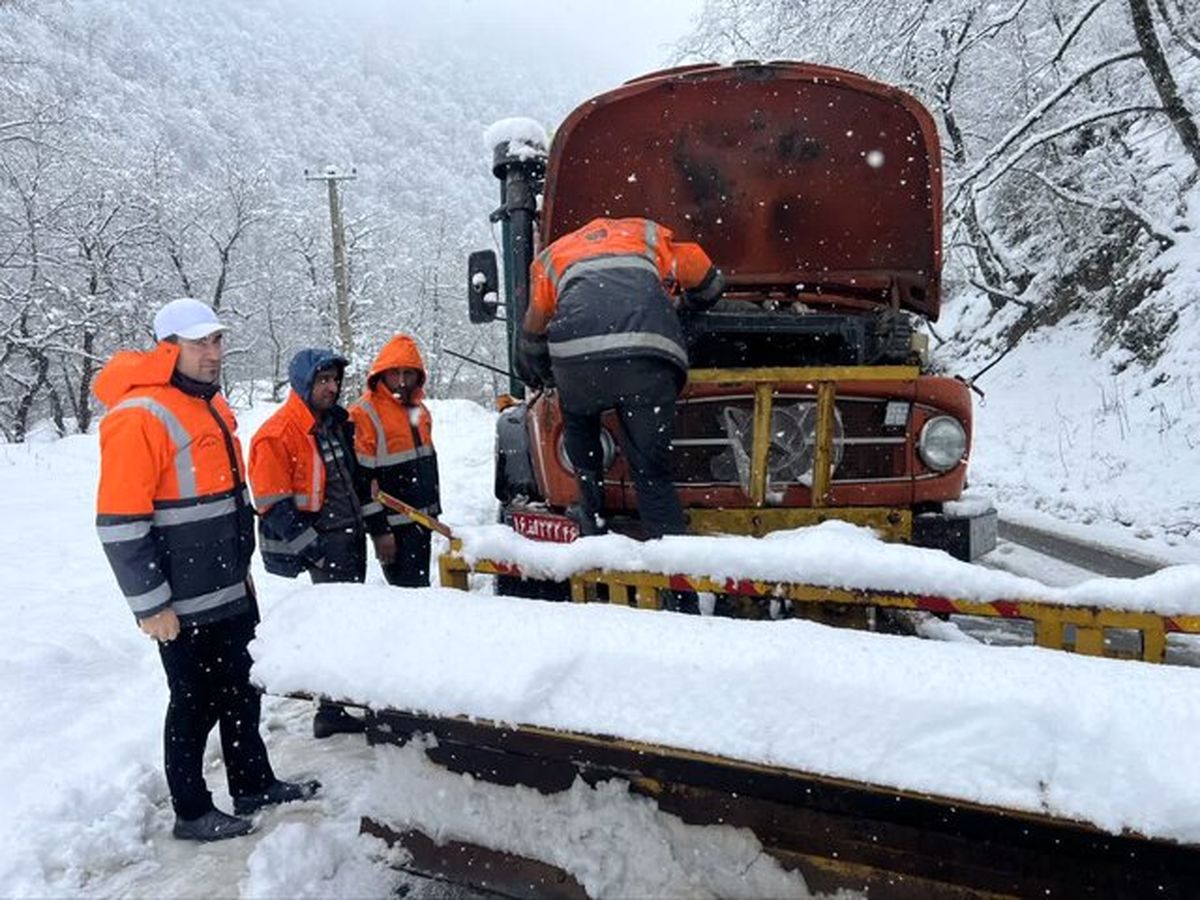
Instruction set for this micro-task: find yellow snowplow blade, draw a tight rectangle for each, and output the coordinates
[439,543,1200,664]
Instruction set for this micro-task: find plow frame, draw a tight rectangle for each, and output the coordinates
[439,547,1200,663]
[361,708,1200,899]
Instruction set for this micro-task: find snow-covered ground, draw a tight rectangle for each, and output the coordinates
[0,398,816,898]
[3,391,1199,898]
[941,269,1200,567]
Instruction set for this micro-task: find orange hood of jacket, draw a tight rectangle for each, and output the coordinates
[366,334,426,401]
[93,342,180,409]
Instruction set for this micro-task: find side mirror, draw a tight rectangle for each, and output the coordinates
[468,250,500,323]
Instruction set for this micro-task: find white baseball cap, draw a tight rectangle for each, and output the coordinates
[153,298,228,341]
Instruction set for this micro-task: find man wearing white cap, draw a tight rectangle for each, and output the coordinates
[94,298,319,842]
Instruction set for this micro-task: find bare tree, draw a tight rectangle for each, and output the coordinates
[1129,0,1200,172]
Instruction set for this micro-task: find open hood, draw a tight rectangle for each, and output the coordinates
[541,62,943,319]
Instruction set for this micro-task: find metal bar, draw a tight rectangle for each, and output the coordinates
[676,436,906,447]
[576,562,1200,633]
[375,490,454,538]
[811,381,837,507]
[634,584,660,610]
[366,709,1200,898]
[1073,626,1105,657]
[1142,626,1168,664]
[608,581,630,606]
[438,555,469,591]
[360,820,589,900]
[439,550,1200,663]
[1034,619,1065,652]
[686,506,912,541]
[569,577,587,603]
[690,366,920,384]
[750,383,773,507]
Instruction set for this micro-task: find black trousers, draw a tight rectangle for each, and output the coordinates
[381,523,432,587]
[305,528,366,719]
[556,357,685,539]
[157,610,275,820]
[308,526,366,585]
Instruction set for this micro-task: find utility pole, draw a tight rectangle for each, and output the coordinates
[304,166,357,361]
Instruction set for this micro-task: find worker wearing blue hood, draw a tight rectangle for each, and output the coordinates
[249,348,371,737]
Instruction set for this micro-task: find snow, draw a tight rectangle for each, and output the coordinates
[454,518,1200,616]
[362,742,810,899]
[951,315,1200,565]
[2,391,1198,898]
[482,117,549,158]
[252,582,1200,845]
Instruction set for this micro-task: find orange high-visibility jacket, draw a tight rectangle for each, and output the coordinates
[249,389,329,517]
[247,389,346,576]
[523,217,719,377]
[94,342,255,625]
[350,334,440,535]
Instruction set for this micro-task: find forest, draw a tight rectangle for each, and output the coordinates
[1,0,1196,443]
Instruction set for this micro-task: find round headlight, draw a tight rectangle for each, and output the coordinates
[557,429,617,474]
[918,416,966,472]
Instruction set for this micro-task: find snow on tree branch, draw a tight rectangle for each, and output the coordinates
[951,48,1145,200]
[974,103,1165,193]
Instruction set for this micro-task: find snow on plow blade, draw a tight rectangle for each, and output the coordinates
[252,573,1200,898]
[441,523,1200,664]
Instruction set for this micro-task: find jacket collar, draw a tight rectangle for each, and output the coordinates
[285,388,350,433]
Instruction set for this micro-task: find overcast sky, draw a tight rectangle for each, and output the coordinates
[335,0,707,88]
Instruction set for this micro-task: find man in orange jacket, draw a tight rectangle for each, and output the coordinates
[95,298,318,843]
[249,347,371,738]
[350,334,441,587]
[520,217,723,538]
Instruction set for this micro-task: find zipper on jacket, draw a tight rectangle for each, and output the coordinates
[205,399,249,574]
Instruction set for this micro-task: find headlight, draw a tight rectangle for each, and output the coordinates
[557,429,617,474]
[918,416,966,472]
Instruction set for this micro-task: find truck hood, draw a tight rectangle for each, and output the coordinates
[541,62,943,320]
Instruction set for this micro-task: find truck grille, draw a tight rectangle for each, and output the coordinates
[671,394,908,487]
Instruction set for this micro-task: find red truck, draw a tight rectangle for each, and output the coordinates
[468,61,996,568]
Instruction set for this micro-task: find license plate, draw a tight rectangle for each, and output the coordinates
[509,511,580,543]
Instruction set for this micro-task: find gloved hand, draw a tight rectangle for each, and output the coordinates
[372,532,397,564]
[682,267,726,311]
[518,332,555,389]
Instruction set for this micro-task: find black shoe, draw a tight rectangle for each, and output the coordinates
[233,778,322,816]
[313,706,366,739]
[565,504,607,536]
[172,808,254,842]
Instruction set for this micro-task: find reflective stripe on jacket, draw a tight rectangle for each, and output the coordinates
[94,342,255,626]
[350,335,441,536]
[524,217,717,379]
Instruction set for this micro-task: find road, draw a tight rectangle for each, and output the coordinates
[963,518,1200,665]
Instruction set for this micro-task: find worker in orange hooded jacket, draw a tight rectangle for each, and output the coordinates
[94,298,317,843]
[248,347,373,739]
[350,334,441,587]
[520,217,723,538]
